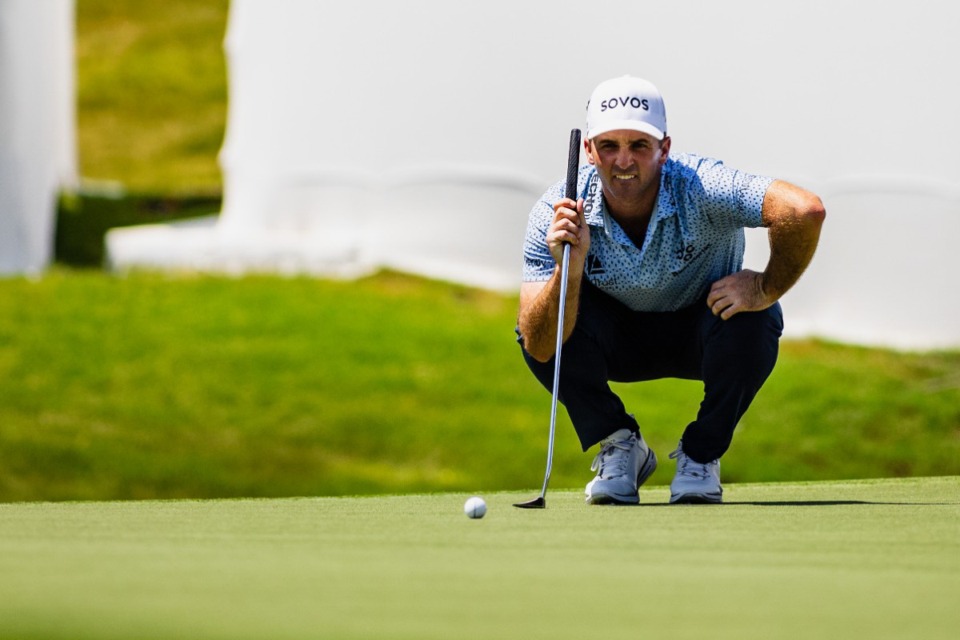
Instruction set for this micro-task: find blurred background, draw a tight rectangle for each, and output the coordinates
[6,0,960,347]
[0,0,957,502]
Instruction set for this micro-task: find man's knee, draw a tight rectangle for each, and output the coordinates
[702,303,783,373]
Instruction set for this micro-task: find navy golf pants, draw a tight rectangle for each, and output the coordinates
[518,279,783,463]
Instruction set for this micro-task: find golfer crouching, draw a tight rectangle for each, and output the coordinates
[516,75,825,505]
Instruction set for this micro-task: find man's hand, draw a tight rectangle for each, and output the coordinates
[707,269,772,320]
[517,197,589,362]
[549,197,589,274]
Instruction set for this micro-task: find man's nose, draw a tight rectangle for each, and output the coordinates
[614,150,635,169]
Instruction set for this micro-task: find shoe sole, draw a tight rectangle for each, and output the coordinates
[586,448,658,505]
[586,493,638,505]
[669,492,722,505]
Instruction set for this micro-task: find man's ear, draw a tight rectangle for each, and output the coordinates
[583,138,596,165]
[659,136,671,165]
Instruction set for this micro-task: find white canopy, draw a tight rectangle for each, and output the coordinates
[0,0,76,275]
[103,0,960,349]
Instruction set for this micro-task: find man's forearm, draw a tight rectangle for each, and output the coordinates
[761,218,823,300]
[759,181,826,301]
[518,268,582,363]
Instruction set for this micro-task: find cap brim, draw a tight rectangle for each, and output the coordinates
[587,121,665,141]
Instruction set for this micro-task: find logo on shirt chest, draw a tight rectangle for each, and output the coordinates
[673,242,711,274]
[586,254,606,276]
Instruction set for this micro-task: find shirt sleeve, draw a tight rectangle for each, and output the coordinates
[521,179,564,282]
[686,156,774,229]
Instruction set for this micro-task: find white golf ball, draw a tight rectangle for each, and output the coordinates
[464,496,487,519]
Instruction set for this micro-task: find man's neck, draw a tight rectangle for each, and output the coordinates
[603,186,659,249]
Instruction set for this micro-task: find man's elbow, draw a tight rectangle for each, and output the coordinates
[800,193,827,226]
[519,333,554,363]
[763,181,826,230]
[527,348,554,364]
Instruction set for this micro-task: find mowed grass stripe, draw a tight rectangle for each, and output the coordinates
[0,477,957,640]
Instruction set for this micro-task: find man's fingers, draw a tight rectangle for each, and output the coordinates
[706,280,726,308]
[548,197,590,266]
[551,198,586,244]
[719,301,739,320]
[554,198,585,220]
[707,282,738,319]
[549,216,580,239]
[710,297,732,318]
[553,197,577,213]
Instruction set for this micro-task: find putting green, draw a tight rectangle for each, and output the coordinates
[1,477,957,639]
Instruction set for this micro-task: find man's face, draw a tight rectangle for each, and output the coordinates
[585,130,670,205]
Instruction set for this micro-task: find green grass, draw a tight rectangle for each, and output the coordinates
[1,270,958,502]
[76,0,229,194]
[0,477,957,639]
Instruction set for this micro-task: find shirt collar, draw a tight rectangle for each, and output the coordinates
[582,170,605,227]
[582,164,676,241]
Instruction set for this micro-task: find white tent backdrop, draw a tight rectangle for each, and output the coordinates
[0,0,76,275]
[105,0,960,349]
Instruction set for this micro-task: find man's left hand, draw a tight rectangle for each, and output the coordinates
[707,269,774,320]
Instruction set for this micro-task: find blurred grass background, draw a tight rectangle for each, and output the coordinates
[58,0,229,269]
[1,270,958,502]
[7,0,953,503]
[76,0,228,195]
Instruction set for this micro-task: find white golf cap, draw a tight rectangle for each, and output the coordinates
[585,75,667,141]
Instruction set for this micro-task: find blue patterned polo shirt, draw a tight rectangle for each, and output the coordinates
[521,153,774,311]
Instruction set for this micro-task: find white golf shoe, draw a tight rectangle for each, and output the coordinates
[668,442,722,504]
[585,428,657,505]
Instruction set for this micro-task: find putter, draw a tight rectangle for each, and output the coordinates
[514,128,581,509]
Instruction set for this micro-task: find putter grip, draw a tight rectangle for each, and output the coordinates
[565,128,581,201]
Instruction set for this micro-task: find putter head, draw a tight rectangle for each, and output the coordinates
[513,496,546,509]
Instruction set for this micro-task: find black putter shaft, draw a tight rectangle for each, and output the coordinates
[514,128,581,509]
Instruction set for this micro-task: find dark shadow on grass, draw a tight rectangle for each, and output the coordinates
[727,500,916,506]
[631,500,959,507]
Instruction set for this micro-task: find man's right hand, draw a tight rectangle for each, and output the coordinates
[548,197,590,274]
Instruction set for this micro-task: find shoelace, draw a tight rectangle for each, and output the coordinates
[669,446,714,480]
[591,438,633,480]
